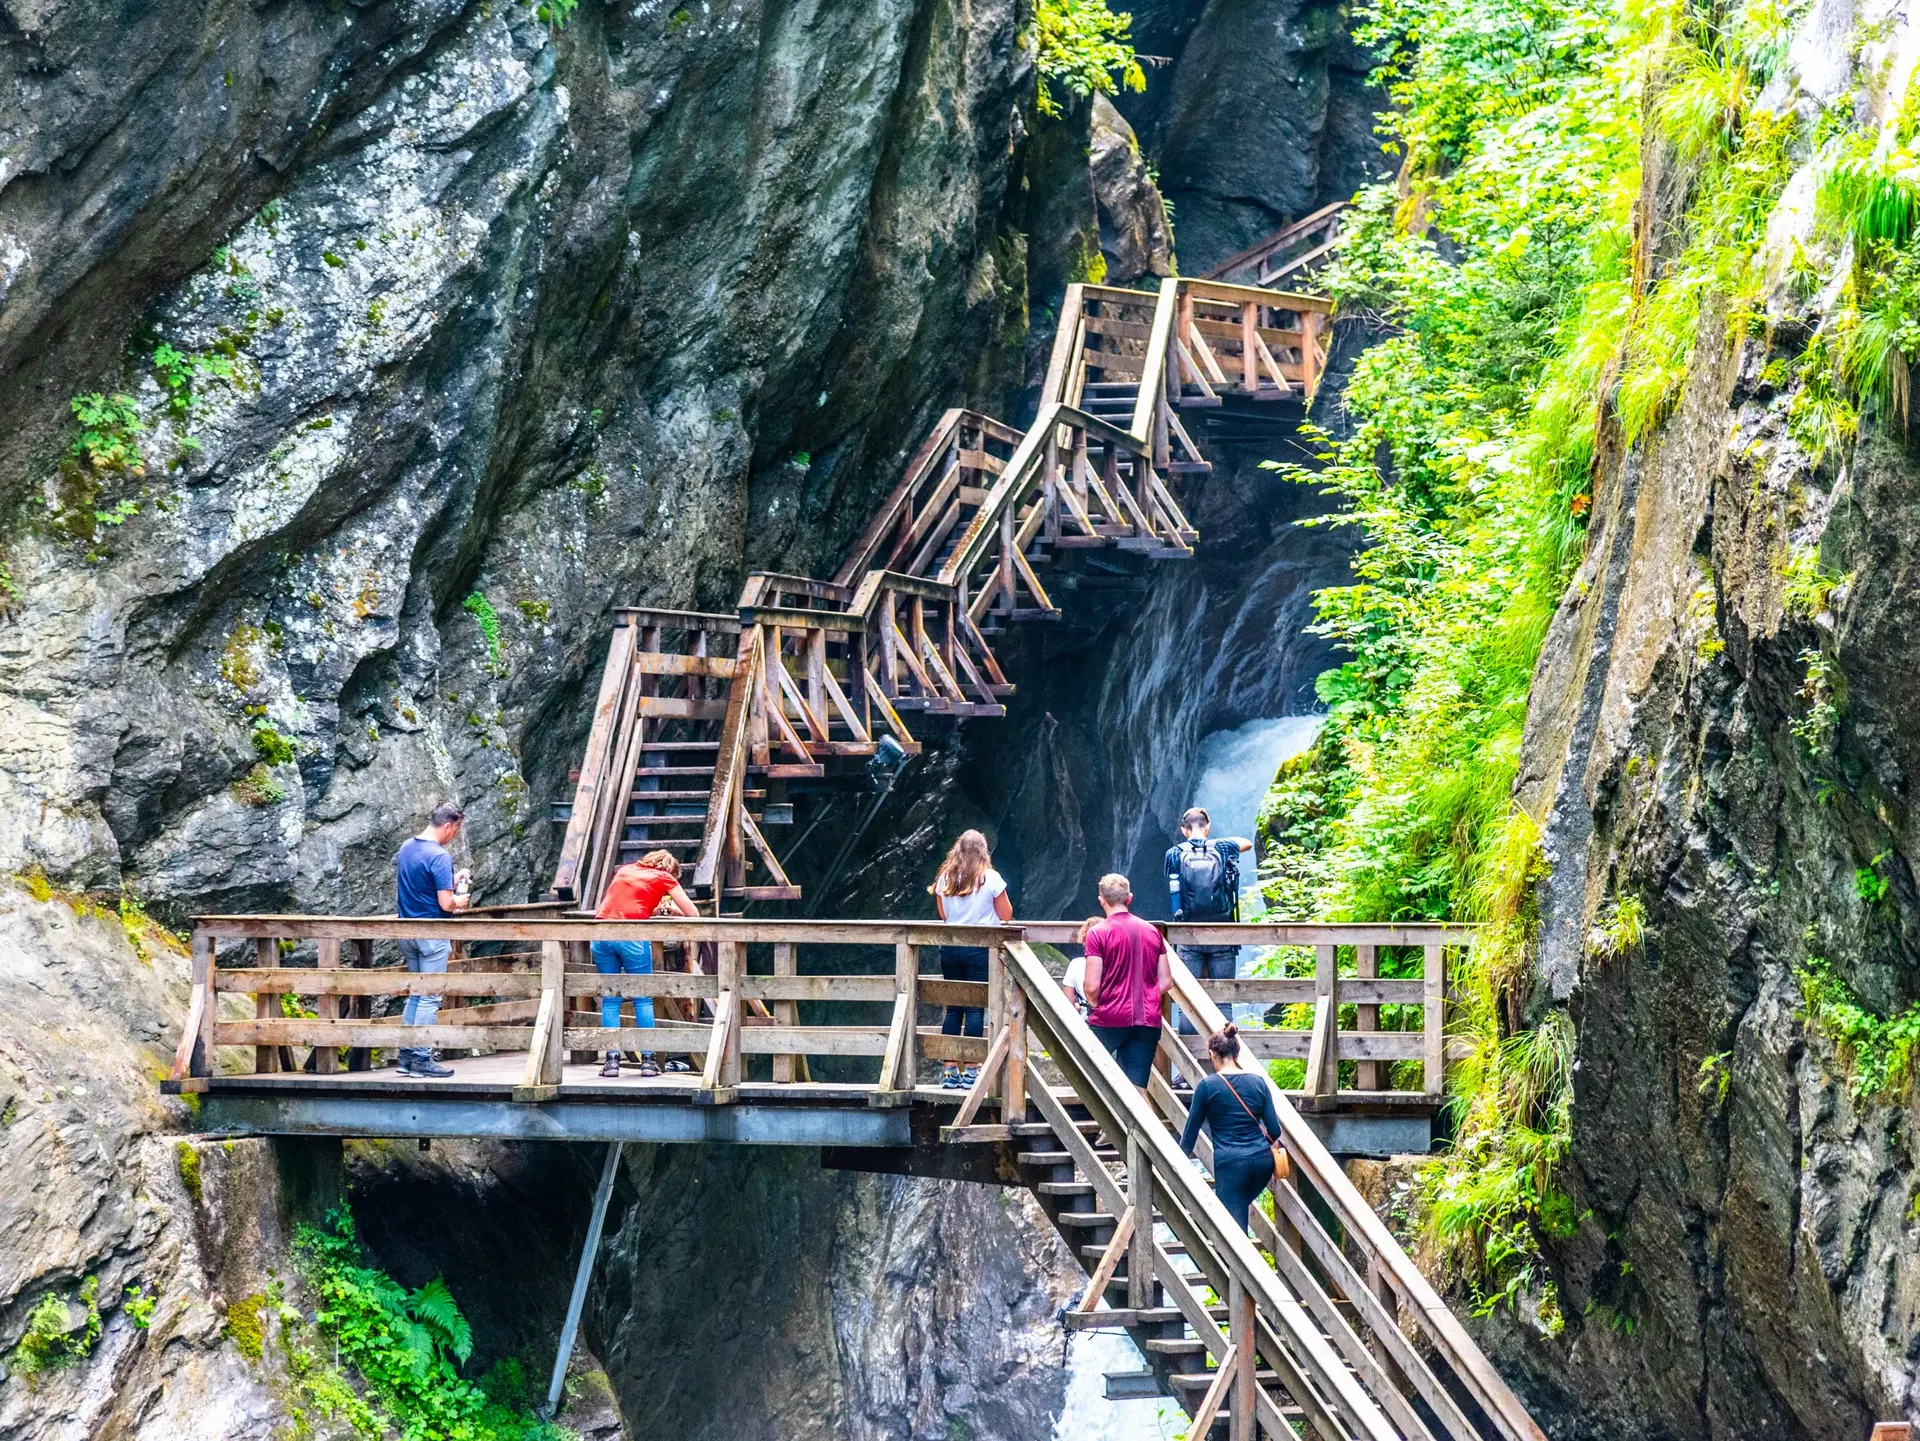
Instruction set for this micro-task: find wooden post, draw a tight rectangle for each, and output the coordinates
[314,938,341,1073]
[1423,943,1445,1097]
[807,627,827,733]
[540,940,566,1086]
[772,942,797,1083]
[193,932,216,1079]
[717,941,743,1087]
[1003,976,1026,1122]
[998,505,1015,616]
[1228,1274,1255,1441]
[895,941,919,1090]
[1305,943,1338,1098]
[254,937,279,1074]
[1126,1132,1154,1309]
[347,938,373,1071]
[880,591,898,696]
[1240,301,1257,394]
[985,943,1006,1049]
[1301,309,1322,400]
[1354,943,1380,1091]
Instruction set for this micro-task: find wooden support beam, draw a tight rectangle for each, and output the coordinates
[1184,1344,1239,1441]
[1355,943,1382,1092]
[947,1024,1012,1129]
[253,937,280,1074]
[1304,944,1338,1098]
[1126,1131,1154,1309]
[1075,1205,1137,1312]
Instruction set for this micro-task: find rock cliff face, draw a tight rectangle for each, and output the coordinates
[1114,0,1387,269]
[1477,26,1920,1439]
[0,0,1031,916]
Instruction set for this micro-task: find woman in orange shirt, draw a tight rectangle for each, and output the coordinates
[594,849,700,1078]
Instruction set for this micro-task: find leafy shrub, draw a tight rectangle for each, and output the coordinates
[1797,957,1920,1102]
[463,592,503,673]
[233,763,288,807]
[12,1278,101,1375]
[251,720,299,766]
[1031,0,1145,117]
[123,1286,156,1330]
[292,1207,569,1441]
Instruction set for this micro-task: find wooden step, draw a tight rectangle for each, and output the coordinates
[1017,1149,1116,1168]
[628,789,763,802]
[1034,1181,1095,1197]
[641,741,720,751]
[1060,1307,1187,1331]
[1053,1211,1118,1230]
[1169,1369,1285,1392]
[634,765,720,777]
[1010,1120,1098,1137]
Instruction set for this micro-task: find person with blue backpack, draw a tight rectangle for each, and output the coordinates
[1165,807,1253,1031]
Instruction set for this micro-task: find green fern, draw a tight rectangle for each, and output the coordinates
[407,1277,474,1367]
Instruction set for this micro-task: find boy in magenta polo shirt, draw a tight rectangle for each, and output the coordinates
[1081,873,1171,1095]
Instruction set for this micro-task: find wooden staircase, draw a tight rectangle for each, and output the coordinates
[982,939,1545,1441]
[550,276,1335,910]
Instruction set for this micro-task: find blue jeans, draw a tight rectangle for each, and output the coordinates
[399,939,451,1033]
[591,941,654,1041]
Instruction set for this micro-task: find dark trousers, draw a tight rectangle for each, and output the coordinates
[939,946,989,1038]
[1212,1144,1276,1231]
[1176,943,1239,1034]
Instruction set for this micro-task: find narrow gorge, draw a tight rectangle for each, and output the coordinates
[2,0,1918,1437]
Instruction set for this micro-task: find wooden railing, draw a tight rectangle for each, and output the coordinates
[1204,200,1350,290]
[1024,921,1462,1099]
[168,916,1012,1103]
[988,925,1543,1441]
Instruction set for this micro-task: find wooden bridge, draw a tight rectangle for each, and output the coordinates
[548,275,1335,911]
[164,913,1541,1441]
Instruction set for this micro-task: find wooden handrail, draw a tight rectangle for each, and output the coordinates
[1159,944,1545,1441]
[1202,200,1350,282]
[1004,940,1400,1441]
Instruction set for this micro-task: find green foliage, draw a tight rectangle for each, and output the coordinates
[123,1285,156,1330]
[1790,648,1841,756]
[291,1207,569,1441]
[251,719,299,766]
[534,0,579,25]
[1258,0,1814,1325]
[1780,543,1847,620]
[1697,1051,1732,1105]
[514,598,551,624]
[233,762,288,807]
[228,1292,268,1360]
[463,592,503,673]
[1855,850,1891,905]
[12,1277,102,1375]
[152,341,237,420]
[176,1140,203,1202]
[1593,892,1646,957]
[1797,957,1920,1102]
[1031,0,1145,118]
[68,394,146,477]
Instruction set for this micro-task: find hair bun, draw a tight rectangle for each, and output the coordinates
[1221,1021,1238,1038]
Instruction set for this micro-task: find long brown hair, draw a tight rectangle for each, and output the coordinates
[931,829,991,898]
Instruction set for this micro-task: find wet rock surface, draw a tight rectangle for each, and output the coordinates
[1494,279,1920,1436]
[1,0,1032,916]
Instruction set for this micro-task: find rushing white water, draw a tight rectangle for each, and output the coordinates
[1050,716,1321,1441]
[1052,1328,1188,1441]
[1188,715,1322,913]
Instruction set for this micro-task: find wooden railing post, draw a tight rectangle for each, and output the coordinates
[193,931,215,1078]
[314,938,341,1073]
[347,938,373,1071]
[1126,1132,1154,1309]
[1424,943,1445,1097]
[717,940,743,1088]
[539,940,566,1086]
[1305,943,1338,1098]
[1003,971,1026,1121]
[772,942,798,1083]
[895,941,919,1088]
[1228,1272,1256,1441]
[1354,943,1380,1091]
[253,936,279,1075]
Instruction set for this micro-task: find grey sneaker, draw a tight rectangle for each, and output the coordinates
[410,1051,454,1079]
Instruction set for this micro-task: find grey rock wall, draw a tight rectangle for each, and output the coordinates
[0,0,1031,918]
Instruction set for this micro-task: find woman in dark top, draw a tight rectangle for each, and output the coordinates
[1178,1023,1285,1230]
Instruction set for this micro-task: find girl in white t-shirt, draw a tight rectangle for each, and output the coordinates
[929,830,1014,1088]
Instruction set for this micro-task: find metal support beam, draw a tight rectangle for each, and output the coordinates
[544,1141,624,1419]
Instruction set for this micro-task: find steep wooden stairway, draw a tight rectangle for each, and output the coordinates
[965,939,1545,1441]
[550,276,1334,910]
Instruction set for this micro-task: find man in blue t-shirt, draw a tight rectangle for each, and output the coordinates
[1166,806,1253,1033]
[394,802,472,1078]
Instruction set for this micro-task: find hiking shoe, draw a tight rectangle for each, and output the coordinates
[637,1057,661,1079]
[601,1051,622,1079]
[395,1049,425,1076]
[939,1065,965,1090]
[961,1065,980,1090]
[411,1053,454,1079]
